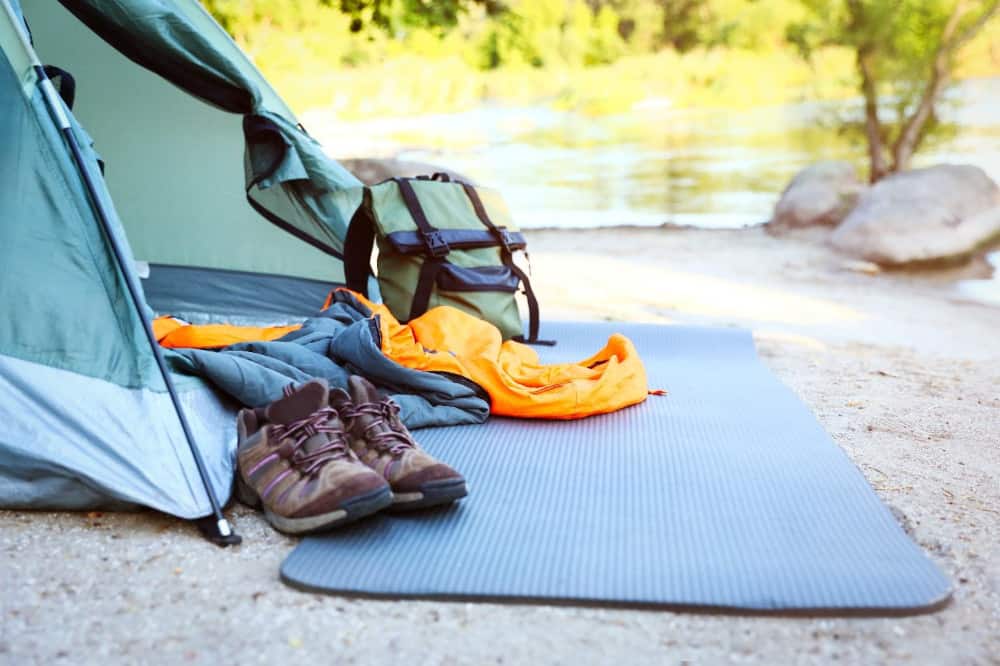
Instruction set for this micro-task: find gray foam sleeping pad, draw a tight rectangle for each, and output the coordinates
[280,322,951,613]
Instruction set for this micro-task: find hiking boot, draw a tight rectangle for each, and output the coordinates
[235,379,392,534]
[332,376,468,510]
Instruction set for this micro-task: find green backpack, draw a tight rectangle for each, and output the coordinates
[343,174,545,343]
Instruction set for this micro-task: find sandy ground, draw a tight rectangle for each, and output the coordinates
[2,227,998,665]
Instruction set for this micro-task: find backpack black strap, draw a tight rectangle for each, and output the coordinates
[408,256,446,321]
[507,261,547,345]
[343,188,376,298]
[41,64,105,175]
[395,178,449,321]
[459,182,552,345]
[396,178,451,258]
[42,65,75,109]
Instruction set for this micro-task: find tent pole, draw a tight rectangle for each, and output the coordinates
[33,65,241,547]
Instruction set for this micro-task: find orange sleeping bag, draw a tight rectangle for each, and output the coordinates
[328,289,649,419]
[153,317,300,349]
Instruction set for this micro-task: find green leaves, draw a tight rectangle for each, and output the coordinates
[336,0,503,33]
[788,0,1000,178]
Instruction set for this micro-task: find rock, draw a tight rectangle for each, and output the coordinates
[770,161,865,230]
[830,164,1000,265]
[840,259,881,275]
[339,158,473,186]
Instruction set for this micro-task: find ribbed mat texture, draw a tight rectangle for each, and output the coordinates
[281,322,951,612]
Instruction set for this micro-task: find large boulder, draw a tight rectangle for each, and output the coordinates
[340,157,473,185]
[770,161,865,230]
[830,164,1000,265]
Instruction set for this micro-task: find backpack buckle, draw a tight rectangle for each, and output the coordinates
[421,230,450,257]
[495,227,516,252]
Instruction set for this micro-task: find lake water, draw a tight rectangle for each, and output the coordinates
[320,77,1000,231]
[315,77,1000,301]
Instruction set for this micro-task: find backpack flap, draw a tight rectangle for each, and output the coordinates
[382,228,527,254]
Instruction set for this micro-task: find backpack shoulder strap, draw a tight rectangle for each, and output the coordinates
[395,178,451,257]
[343,187,375,297]
[42,65,75,109]
[459,183,552,345]
[394,178,449,321]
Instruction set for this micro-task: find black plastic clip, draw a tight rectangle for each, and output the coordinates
[421,230,450,257]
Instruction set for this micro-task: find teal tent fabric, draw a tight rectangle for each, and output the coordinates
[59,0,363,257]
[0,0,238,518]
[0,32,153,387]
[0,0,369,518]
[0,353,237,518]
[58,0,262,112]
[26,1,348,283]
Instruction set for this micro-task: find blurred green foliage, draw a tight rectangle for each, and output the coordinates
[204,0,812,69]
[787,0,999,178]
[202,0,1000,119]
[787,0,999,120]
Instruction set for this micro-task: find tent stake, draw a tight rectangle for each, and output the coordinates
[34,65,241,547]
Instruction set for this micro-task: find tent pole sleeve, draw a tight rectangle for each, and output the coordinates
[33,65,241,547]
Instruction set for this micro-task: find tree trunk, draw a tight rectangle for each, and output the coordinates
[856,46,889,183]
[890,63,949,173]
[891,1,1000,171]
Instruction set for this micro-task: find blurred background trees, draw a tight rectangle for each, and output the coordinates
[203,0,999,176]
[203,0,812,69]
[788,0,1000,181]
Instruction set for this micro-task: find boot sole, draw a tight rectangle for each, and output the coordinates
[236,476,392,535]
[390,478,468,511]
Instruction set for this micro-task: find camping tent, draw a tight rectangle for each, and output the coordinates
[0,0,366,542]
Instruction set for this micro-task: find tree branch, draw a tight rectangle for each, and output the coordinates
[951,0,1000,49]
[891,1,977,171]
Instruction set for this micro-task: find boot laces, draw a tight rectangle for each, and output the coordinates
[345,398,414,457]
[270,406,351,475]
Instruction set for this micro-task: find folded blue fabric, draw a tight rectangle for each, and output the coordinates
[168,293,489,429]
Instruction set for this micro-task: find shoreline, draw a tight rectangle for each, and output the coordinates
[528,225,1000,352]
[533,223,1000,279]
